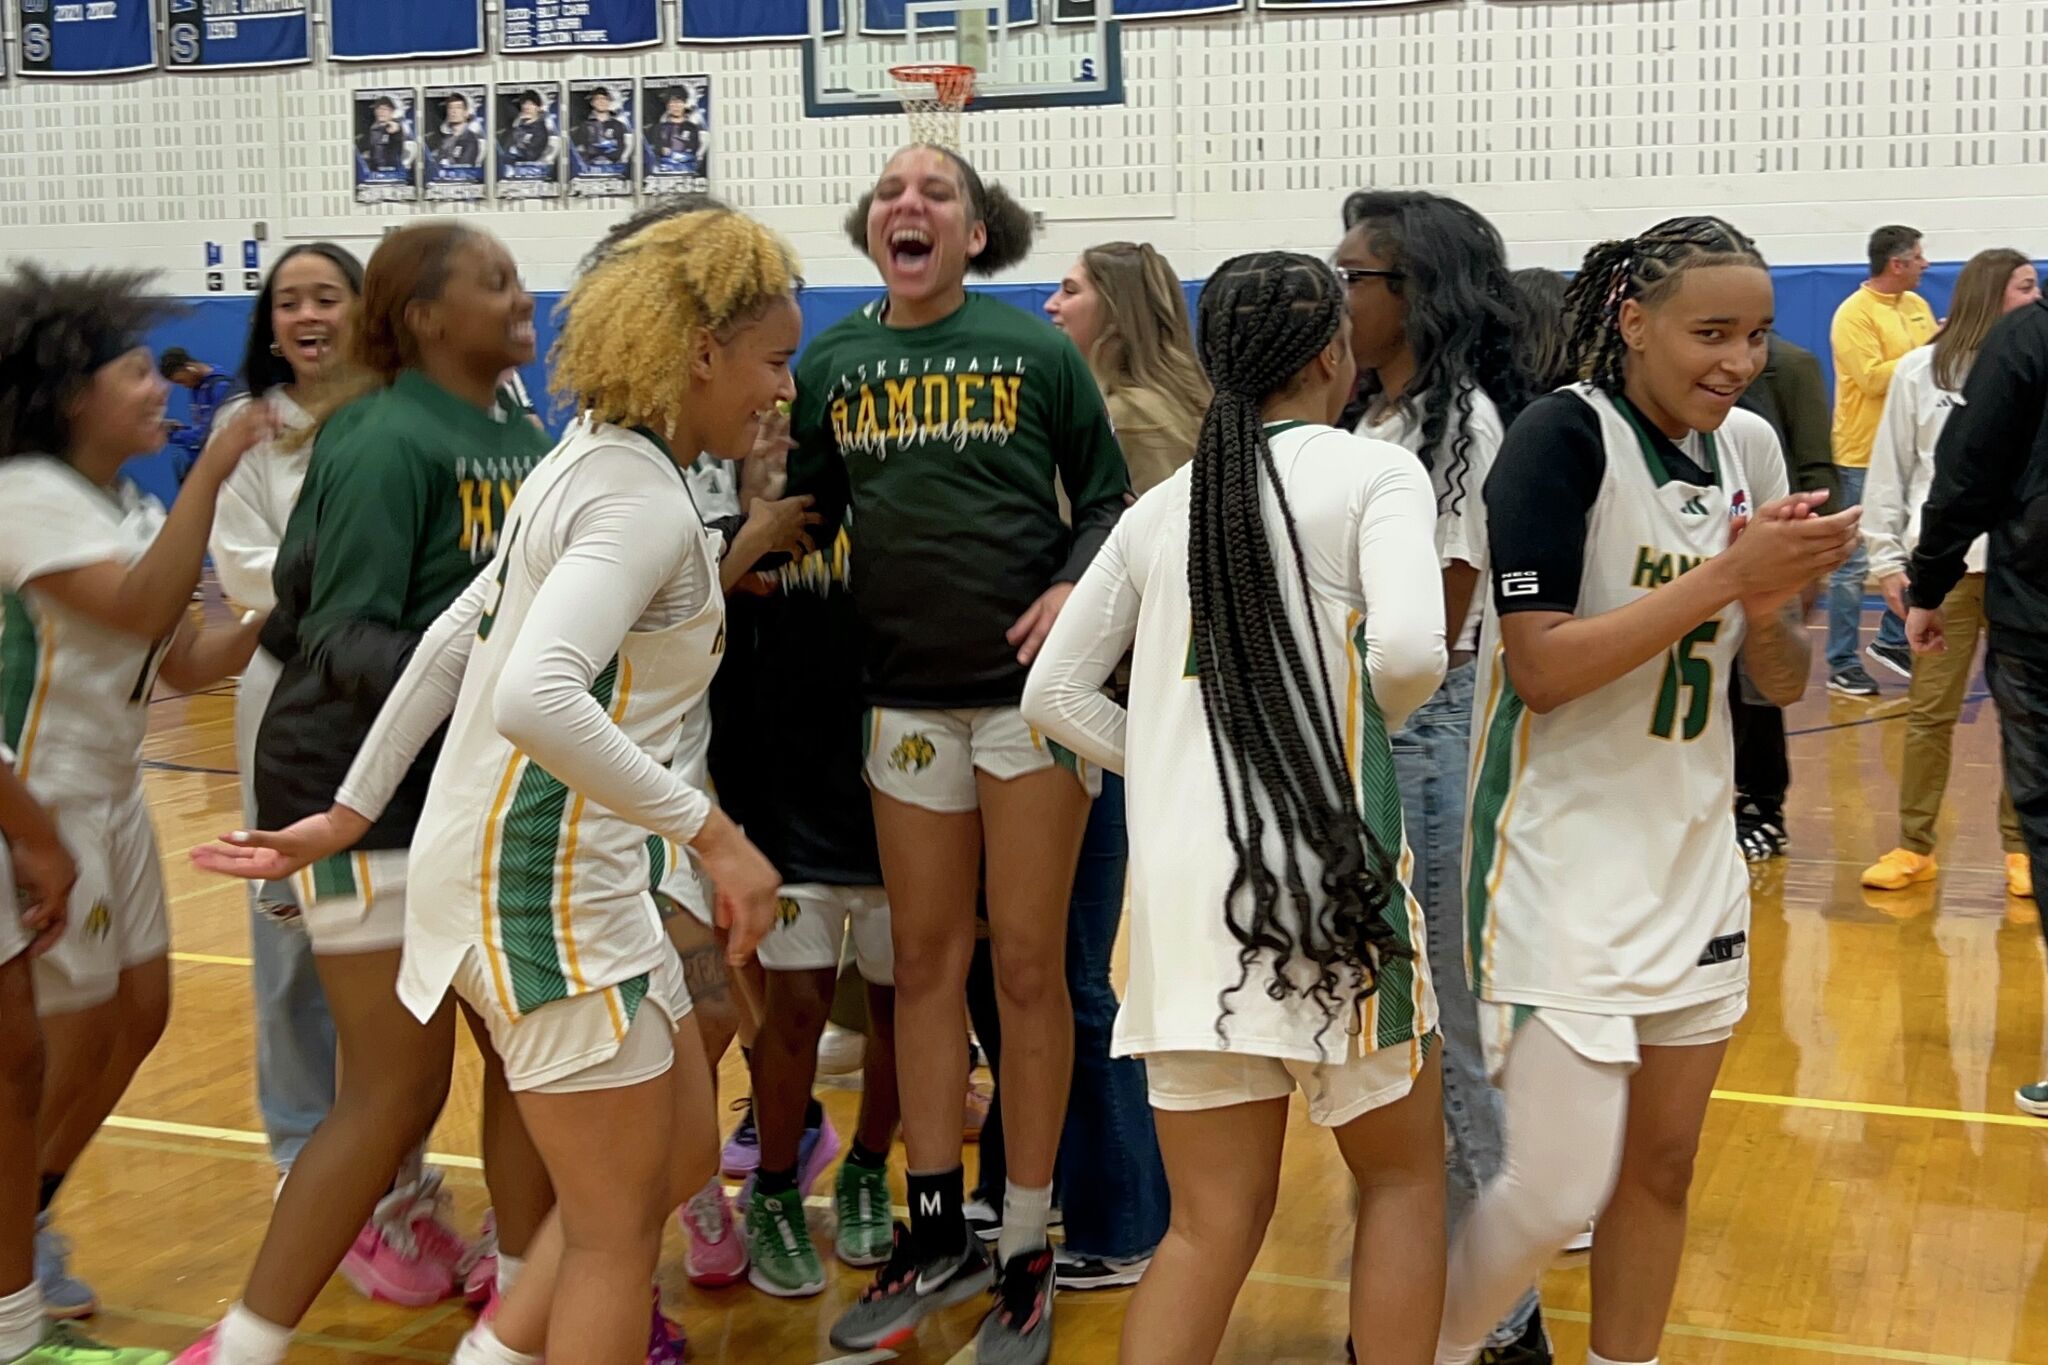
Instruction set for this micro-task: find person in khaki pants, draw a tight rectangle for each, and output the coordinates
[1860,247,2041,896]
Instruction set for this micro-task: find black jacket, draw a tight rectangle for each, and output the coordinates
[359,120,407,171]
[1910,297,2048,661]
[502,117,550,162]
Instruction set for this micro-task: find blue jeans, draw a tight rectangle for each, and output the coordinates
[1055,773,1169,1260]
[1826,464,1908,672]
[247,898,336,1170]
[236,650,337,1170]
[1389,660,1538,1338]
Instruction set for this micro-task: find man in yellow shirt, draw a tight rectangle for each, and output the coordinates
[1827,225,1938,696]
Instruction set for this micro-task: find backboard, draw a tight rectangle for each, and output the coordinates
[803,0,1123,119]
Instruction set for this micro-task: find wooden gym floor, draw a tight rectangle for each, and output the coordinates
[49,596,2048,1364]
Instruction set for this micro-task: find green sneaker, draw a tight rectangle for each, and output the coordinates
[745,1186,825,1298]
[834,1159,893,1268]
[2018,1081,2048,1117]
[10,1323,171,1365]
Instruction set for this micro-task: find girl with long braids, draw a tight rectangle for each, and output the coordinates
[1024,250,1450,1363]
[206,243,362,1187]
[175,223,555,1365]
[1436,218,1859,1365]
[804,144,1129,1363]
[1860,247,2039,901]
[1333,189,1552,1362]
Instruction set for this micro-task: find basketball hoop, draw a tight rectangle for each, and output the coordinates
[890,63,977,148]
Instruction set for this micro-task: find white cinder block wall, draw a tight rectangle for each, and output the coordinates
[1,0,2046,292]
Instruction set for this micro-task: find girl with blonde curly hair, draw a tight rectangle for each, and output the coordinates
[197,203,802,1365]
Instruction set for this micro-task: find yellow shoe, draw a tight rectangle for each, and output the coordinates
[1862,848,1938,890]
[2008,853,2034,900]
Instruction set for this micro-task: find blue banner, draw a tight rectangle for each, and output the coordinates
[502,0,660,51]
[1256,0,1408,7]
[330,0,484,61]
[17,0,156,76]
[1054,0,1239,16]
[862,0,1033,35]
[680,0,842,41]
[164,0,309,70]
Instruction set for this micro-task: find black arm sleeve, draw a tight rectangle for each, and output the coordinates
[1910,305,2048,609]
[1485,391,1608,615]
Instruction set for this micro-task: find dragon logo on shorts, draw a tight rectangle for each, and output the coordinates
[83,901,110,942]
[889,733,937,775]
[776,896,802,929]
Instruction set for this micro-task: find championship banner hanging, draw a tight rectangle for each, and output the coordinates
[330,0,484,61]
[678,0,841,41]
[641,75,711,195]
[1053,0,1242,18]
[502,0,661,53]
[17,0,157,78]
[1255,0,1412,8]
[495,82,564,201]
[566,78,635,199]
[164,0,309,69]
[422,83,488,203]
[353,88,419,204]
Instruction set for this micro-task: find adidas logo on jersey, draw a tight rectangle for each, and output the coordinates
[1679,495,1710,516]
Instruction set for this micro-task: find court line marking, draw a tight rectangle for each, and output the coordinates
[87,1125,2028,1365]
[1710,1088,2044,1129]
[1239,1274,2025,1364]
[93,1301,448,1362]
[170,950,254,967]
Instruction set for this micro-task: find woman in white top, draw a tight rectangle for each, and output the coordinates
[207,243,362,1182]
[197,206,789,1365]
[1022,251,1448,1363]
[1860,247,2039,898]
[1333,189,1547,1357]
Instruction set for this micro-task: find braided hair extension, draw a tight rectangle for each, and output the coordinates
[1562,216,1767,394]
[1190,252,1411,1051]
[1337,190,1532,519]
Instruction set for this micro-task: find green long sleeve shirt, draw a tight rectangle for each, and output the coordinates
[788,293,1131,708]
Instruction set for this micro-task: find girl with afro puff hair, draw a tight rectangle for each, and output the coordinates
[0,264,278,1342]
[804,145,1129,1363]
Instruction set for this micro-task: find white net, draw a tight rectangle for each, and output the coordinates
[891,65,976,149]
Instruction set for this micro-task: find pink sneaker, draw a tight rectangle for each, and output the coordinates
[171,1325,220,1363]
[401,1172,474,1278]
[340,1220,458,1307]
[462,1210,499,1308]
[647,1292,687,1364]
[679,1182,747,1289]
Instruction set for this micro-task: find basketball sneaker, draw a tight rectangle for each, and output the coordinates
[1828,665,1880,698]
[745,1187,826,1298]
[721,1098,760,1180]
[2017,1082,2048,1118]
[974,1247,1056,1365]
[33,1217,94,1320]
[16,1324,171,1365]
[1052,1246,1150,1291]
[1861,848,1937,891]
[645,1292,685,1365]
[2008,853,2034,900]
[833,1160,894,1268]
[341,1173,468,1310]
[1867,639,1914,680]
[460,1211,498,1308]
[680,1180,747,1288]
[827,1226,992,1351]
[1479,1307,1554,1363]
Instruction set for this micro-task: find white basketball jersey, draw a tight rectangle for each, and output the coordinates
[1465,385,1785,1015]
[399,422,725,1026]
[0,459,170,805]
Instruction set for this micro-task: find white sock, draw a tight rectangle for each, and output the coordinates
[453,1322,543,1365]
[495,1251,525,1297]
[0,1283,43,1362]
[996,1180,1053,1263]
[1586,1355,1657,1365]
[214,1302,292,1365]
